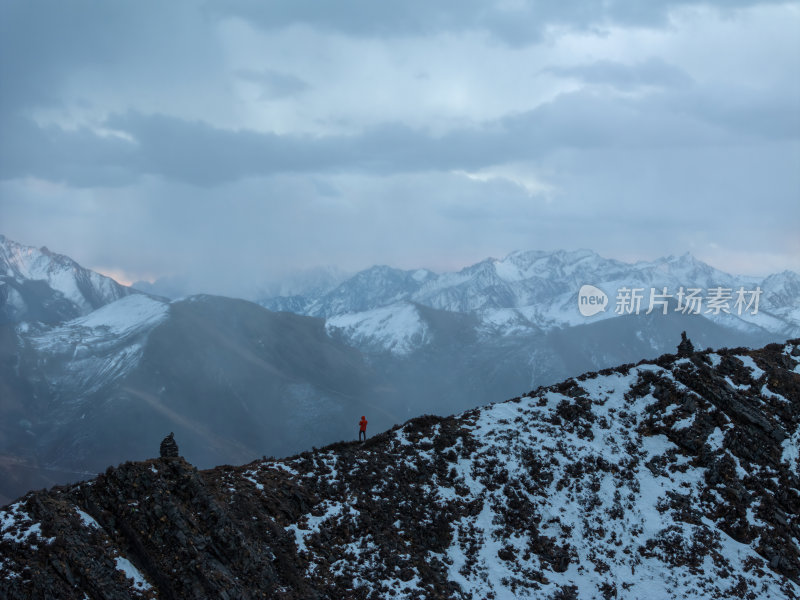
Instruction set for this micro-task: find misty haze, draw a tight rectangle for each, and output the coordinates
[1,1,799,599]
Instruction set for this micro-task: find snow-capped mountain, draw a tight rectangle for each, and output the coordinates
[2,339,798,598]
[2,235,797,507]
[272,249,799,356]
[0,234,136,324]
[296,265,435,318]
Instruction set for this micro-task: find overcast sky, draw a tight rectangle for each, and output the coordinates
[1,0,798,296]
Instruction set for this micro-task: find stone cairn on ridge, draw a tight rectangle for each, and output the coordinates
[159,432,179,458]
[677,330,695,358]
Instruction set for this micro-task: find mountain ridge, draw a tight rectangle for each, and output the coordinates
[1,337,798,599]
[258,248,800,346]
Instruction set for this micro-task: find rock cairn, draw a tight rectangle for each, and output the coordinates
[677,330,695,357]
[159,432,179,458]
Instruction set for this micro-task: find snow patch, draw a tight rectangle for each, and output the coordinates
[1,502,54,546]
[114,556,153,592]
[735,355,765,380]
[326,302,429,355]
[706,427,726,452]
[75,508,101,530]
[782,431,800,473]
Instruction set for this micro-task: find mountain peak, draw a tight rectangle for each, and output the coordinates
[1,234,137,324]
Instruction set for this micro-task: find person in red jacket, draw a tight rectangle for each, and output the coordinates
[359,416,368,441]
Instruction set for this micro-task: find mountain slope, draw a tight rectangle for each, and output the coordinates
[0,234,136,324]
[306,265,436,318]
[1,294,379,504]
[2,338,798,599]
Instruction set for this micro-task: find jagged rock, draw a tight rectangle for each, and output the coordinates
[159,432,179,458]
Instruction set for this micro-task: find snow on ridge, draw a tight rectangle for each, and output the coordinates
[31,294,169,350]
[272,344,800,598]
[492,259,525,282]
[70,294,169,336]
[286,501,357,553]
[23,295,171,397]
[411,269,433,283]
[0,236,63,282]
[476,307,535,337]
[326,302,429,355]
[1,502,54,547]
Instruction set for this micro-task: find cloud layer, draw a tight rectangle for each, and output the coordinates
[1,0,798,293]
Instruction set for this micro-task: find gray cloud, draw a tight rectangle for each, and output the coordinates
[1,0,798,287]
[0,1,129,111]
[0,114,140,187]
[1,83,776,187]
[0,0,226,116]
[218,0,793,45]
[544,58,694,90]
[235,69,312,99]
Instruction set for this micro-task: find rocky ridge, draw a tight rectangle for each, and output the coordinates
[1,338,799,599]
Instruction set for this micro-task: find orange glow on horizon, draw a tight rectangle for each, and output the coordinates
[91,267,150,287]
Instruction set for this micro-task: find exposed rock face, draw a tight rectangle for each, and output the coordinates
[159,433,179,458]
[1,339,799,599]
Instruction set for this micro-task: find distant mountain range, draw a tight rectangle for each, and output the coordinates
[1,234,798,504]
[2,338,798,598]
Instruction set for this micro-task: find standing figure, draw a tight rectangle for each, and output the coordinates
[358,416,368,442]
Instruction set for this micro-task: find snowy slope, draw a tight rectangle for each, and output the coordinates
[25,294,170,399]
[326,301,430,356]
[2,339,798,599]
[254,341,800,599]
